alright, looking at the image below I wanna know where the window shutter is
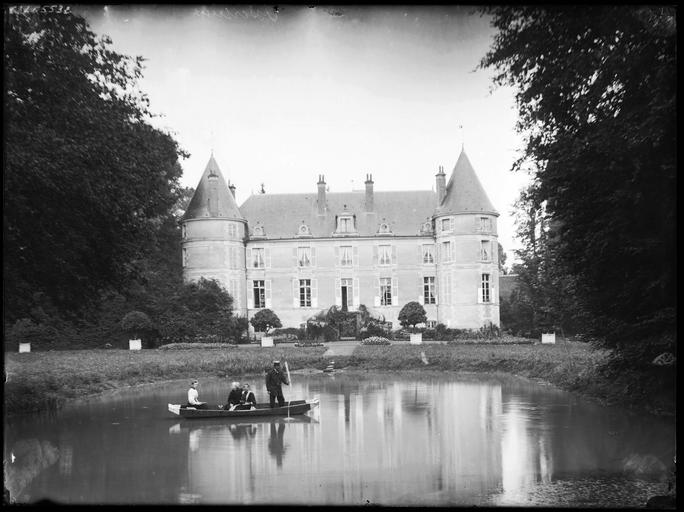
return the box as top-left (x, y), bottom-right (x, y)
top-left (334, 246), bottom-right (340, 266)
top-left (353, 278), bottom-right (360, 307)
top-left (293, 279), bottom-right (299, 308)
top-left (374, 278), bottom-right (380, 307)
top-left (335, 278), bottom-right (341, 306)
top-left (418, 293), bottom-right (424, 305)
top-left (392, 275), bottom-right (398, 306)
top-left (353, 246), bottom-right (359, 267)
top-left (265, 248), bottom-right (271, 268)
top-left (373, 245), bottom-right (378, 265)
top-left (247, 284), bottom-right (254, 309)
top-left (265, 280), bottom-right (272, 308)
top-left (491, 287), bottom-right (496, 304)
top-left (311, 279), bottom-right (318, 308)
top-left (419, 244), bottom-right (424, 264)
top-left (247, 248), bottom-right (253, 268)
top-left (311, 247), bottom-right (317, 267)
top-left (391, 245), bottom-right (397, 265)
top-left (293, 247), bottom-right (298, 267)
top-left (474, 217), bottom-right (480, 232)
top-left (477, 287), bottom-right (483, 304)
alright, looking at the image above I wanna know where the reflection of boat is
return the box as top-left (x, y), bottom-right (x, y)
top-left (168, 414), bottom-right (316, 434)
top-left (168, 398), bottom-right (319, 418)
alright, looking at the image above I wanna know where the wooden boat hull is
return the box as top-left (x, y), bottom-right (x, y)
top-left (168, 398), bottom-right (319, 419)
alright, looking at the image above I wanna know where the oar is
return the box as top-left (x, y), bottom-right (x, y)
top-left (284, 361), bottom-right (294, 421)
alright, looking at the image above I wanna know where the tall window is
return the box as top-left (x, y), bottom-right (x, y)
top-left (422, 244), bottom-right (434, 264)
top-left (442, 274), bottom-right (452, 304)
top-left (337, 216), bottom-right (354, 233)
top-left (480, 240), bottom-right (491, 261)
top-left (424, 277), bottom-right (436, 304)
top-left (253, 280), bottom-right (265, 308)
top-left (441, 241), bottom-right (452, 262)
top-left (182, 248), bottom-right (187, 267)
top-left (299, 279), bottom-right (311, 307)
top-left (380, 277), bottom-right (392, 306)
top-left (252, 248), bottom-right (265, 268)
top-left (379, 245), bottom-right (392, 265)
top-left (481, 274), bottom-right (490, 303)
top-left (441, 218), bottom-right (452, 232)
top-left (480, 217), bottom-right (491, 232)
top-left (341, 278), bottom-right (353, 309)
top-left (340, 246), bottom-right (353, 266)
top-left (228, 223), bottom-right (237, 238)
top-left (297, 247), bottom-right (311, 267)
top-left (181, 224), bottom-right (187, 239)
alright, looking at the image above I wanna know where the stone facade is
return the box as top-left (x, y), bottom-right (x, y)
top-left (182, 150), bottom-right (500, 331)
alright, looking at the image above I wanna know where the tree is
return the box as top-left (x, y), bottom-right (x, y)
top-left (497, 242), bottom-right (508, 274)
top-left (250, 309), bottom-right (282, 333)
top-left (4, 8), bottom-right (186, 321)
top-left (480, 7), bottom-right (675, 356)
top-left (398, 301), bottom-right (427, 330)
top-left (120, 311), bottom-right (154, 340)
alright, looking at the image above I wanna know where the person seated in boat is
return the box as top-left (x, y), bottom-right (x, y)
top-left (225, 381), bottom-right (243, 410)
top-left (233, 383), bottom-right (257, 410)
top-left (265, 360), bottom-right (289, 408)
top-left (186, 379), bottom-right (208, 409)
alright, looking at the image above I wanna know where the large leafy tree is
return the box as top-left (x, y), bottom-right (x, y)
top-left (4, 8), bottom-right (186, 321)
top-left (480, 7), bottom-right (676, 356)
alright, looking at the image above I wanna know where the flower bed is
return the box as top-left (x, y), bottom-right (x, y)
top-left (360, 336), bottom-right (391, 346)
top-left (158, 342), bottom-right (239, 350)
top-left (294, 342), bottom-right (324, 347)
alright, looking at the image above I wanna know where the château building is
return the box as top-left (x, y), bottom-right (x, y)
top-left (181, 148), bottom-right (500, 332)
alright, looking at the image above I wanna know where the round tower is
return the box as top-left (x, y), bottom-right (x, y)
top-left (181, 154), bottom-right (247, 317)
top-left (433, 149), bottom-right (499, 329)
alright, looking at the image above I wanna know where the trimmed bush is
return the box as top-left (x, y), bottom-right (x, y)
top-left (361, 336), bottom-right (391, 346)
top-left (250, 309), bottom-right (282, 333)
top-left (398, 301), bottom-right (427, 330)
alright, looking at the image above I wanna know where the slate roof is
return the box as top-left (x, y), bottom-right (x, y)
top-left (436, 149), bottom-right (498, 216)
top-left (239, 190), bottom-right (437, 239)
top-left (183, 155), bottom-right (244, 221)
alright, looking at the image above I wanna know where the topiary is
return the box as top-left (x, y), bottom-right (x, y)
top-left (120, 311), bottom-right (154, 340)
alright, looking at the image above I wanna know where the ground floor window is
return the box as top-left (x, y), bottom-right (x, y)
top-left (253, 280), bottom-right (265, 308)
top-left (423, 276), bottom-right (436, 304)
top-left (299, 279), bottom-right (311, 307)
top-left (481, 273), bottom-right (490, 303)
top-left (380, 277), bottom-right (392, 306)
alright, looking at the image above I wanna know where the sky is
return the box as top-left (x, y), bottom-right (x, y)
top-left (76, 5), bottom-right (530, 264)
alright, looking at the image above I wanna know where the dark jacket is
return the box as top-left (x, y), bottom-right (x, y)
top-left (242, 390), bottom-right (256, 405)
top-left (227, 388), bottom-right (243, 405)
top-left (265, 368), bottom-right (289, 393)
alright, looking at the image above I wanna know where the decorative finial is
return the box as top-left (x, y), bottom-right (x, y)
top-left (459, 124), bottom-right (464, 150)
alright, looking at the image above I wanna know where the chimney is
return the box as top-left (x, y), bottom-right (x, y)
top-left (364, 173), bottom-right (374, 212)
top-left (207, 170), bottom-right (219, 216)
top-left (435, 165), bottom-right (446, 205)
top-left (317, 174), bottom-right (326, 215)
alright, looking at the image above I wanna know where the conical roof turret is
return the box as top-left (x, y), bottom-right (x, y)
top-left (435, 148), bottom-right (497, 215)
top-left (183, 154), bottom-right (244, 220)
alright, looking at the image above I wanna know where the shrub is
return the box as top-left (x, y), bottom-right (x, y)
top-left (360, 322), bottom-right (391, 340)
top-left (6, 318), bottom-right (57, 350)
top-left (361, 336), bottom-right (391, 346)
top-left (398, 301), bottom-right (427, 330)
top-left (120, 311), bottom-right (154, 339)
top-left (250, 309), bottom-right (282, 333)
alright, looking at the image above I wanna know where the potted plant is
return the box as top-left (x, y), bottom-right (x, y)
top-left (249, 309), bottom-right (282, 347)
top-left (120, 311), bottom-right (154, 350)
top-left (398, 301), bottom-right (427, 344)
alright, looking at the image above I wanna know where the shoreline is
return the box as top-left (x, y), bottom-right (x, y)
top-left (4, 343), bottom-right (675, 417)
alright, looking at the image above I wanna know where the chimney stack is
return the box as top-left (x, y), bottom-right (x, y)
top-left (364, 173), bottom-right (374, 212)
top-left (317, 174), bottom-right (326, 215)
top-left (435, 165), bottom-right (446, 205)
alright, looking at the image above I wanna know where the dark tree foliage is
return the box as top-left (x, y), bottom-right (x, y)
top-left (480, 7), bottom-right (676, 355)
top-left (4, 8), bottom-right (186, 320)
top-left (250, 309), bottom-right (282, 333)
top-left (398, 301), bottom-right (427, 329)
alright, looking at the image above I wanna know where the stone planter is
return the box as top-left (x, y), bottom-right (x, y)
top-left (541, 333), bottom-right (556, 344)
top-left (261, 336), bottom-right (274, 347)
top-left (19, 342), bottom-right (31, 353)
top-left (409, 333), bottom-right (423, 345)
top-left (129, 339), bottom-right (142, 351)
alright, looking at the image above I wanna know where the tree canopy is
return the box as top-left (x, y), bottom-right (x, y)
top-left (4, 8), bottom-right (186, 321)
top-left (398, 301), bottom-right (427, 329)
top-left (480, 7), bottom-right (676, 354)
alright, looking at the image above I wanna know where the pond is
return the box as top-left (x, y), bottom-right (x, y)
top-left (3, 371), bottom-right (675, 506)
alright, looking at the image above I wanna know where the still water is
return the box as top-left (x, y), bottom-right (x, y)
top-left (4, 371), bottom-right (675, 506)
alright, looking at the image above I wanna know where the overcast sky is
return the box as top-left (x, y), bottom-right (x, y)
top-left (76, 5), bottom-right (530, 263)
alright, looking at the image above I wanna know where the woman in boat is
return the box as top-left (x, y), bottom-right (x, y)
top-left (187, 379), bottom-right (208, 409)
top-left (225, 381), bottom-right (243, 410)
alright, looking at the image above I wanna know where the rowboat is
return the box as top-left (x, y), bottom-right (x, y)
top-left (168, 398), bottom-right (319, 418)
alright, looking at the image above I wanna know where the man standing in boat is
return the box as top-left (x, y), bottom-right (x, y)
top-left (265, 360), bottom-right (289, 408)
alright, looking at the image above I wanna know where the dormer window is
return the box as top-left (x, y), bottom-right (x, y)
top-left (335, 210), bottom-right (356, 235)
top-left (377, 222), bottom-right (392, 235)
top-left (296, 222), bottom-right (312, 237)
top-left (252, 223), bottom-right (266, 238)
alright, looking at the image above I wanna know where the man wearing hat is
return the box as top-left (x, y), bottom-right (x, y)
top-left (265, 360), bottom-right (289, 408)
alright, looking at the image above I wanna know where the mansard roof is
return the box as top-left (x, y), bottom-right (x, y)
top-left (436, 149), bottom-right (498, 216)
top-left (239, 190), bottom-right (436, 239)
top-left (183, 155), bottom-right (244, 221)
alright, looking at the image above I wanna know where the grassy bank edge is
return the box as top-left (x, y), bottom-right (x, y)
top-left (4, 343), bottom-right (675, 417)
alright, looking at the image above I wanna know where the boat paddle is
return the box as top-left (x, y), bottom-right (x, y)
top-left (284, 361), bottom-right (294, 421)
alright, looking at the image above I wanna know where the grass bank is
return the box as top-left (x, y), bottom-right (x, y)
top-left (5, 341), bottom-right (674, 416)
